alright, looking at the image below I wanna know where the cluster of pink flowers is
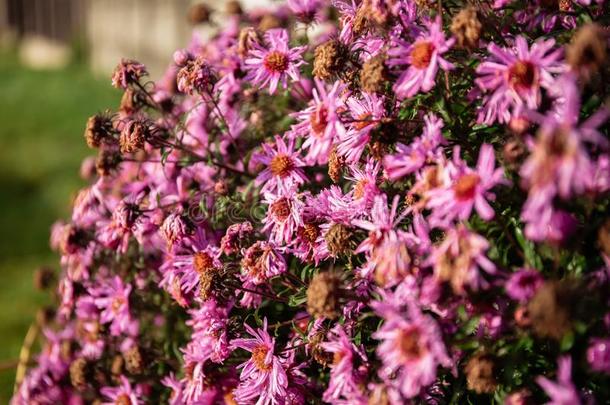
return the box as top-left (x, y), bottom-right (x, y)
top-left (15, 0), bottom-right (610, 404)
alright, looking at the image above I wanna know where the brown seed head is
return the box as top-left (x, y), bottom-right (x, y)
top-left (360, 54), bottom-right (388, 93)
top-left (325, 223), bottom-right (353, 256)
top-left (313, 40), bottom-right (349, 81)
top-left (124, 346), bottom-right (143, 375)
top-left (451, 7), bottom-right (482, 50)
top-left (567, 23), bottom-right (608, 80)
top-left (328, 146), bottom-right (345, 183)
top-left (33, 266), bottom-right (56, 291)
top-left (307, 271), bottom-right (342, 319)
top-left (465, 352), bottom-right (498, 394)
top-left (188, 3), bottom-right (212, 25)
top-left (69, 358), bottom-right (89, 390)
top-left (84, 113), bottom-right (114, 148)
top-left (527, 280), bottom-right (575, 340)
top-left (120, 120), bottom-right (148, 154)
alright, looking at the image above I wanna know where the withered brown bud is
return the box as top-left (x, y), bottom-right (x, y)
top-left (111, 355), bottom-right (124, 376)
top-left (567, 23), bottom-right (608, 80)
top-left (528, 280), bottom-right (576, 340)
top-left (238, 27), bottom-right (262, 58)
top-left (360, 54), bottom-right (388, 93)
top-left (96, 147), bottom-right (122, 177)
top-left (214, 180), bottom-right (229, 195)
top-left (258, 14), bottom-right (282, 32)
top-left (598, 219), bottom-right (610, 257)
top-left (309, 332), bottom-right (333, 366)
top-left (503, 138), bottom-right (526, 167)
top-left (451, 7), bottom-right (482, 50)
top-left (69, 358), bottom-right (89, 390)
top-left (307, 272), bottom-right (342, 319)
top-left (226, 0), bottom-right (242, 15)
top-left (84, 113), bottom-right (114, 148)
top-left (124, 346), bottom-right (143, 375)
top-left (36, 307), bottom-right (56, 326)
top-left (188, 3), bottom-right (212, 25)
top-left (119, 87), bottom-right (144, 115)
top-left (325, 223), bottom-right (353, 256)
top-left (465, 352), bottom-right (498, 394)
top-left (119, 120), bottom-right (149, 154)
top-left (33, 266), bottom-right (56, 291)
top-left (328, 146), bottom-right (345, 183)
top-left (313, 40), bottom-right (349, 81)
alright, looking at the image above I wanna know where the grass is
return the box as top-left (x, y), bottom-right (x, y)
top-left (0, 51), bottom-right (119, 402)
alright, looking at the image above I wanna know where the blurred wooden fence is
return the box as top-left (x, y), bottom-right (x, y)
top-left (4, 0), bottom-right (87, 43)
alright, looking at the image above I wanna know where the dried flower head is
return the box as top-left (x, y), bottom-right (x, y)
top-left (360, 54), bottom-right (388, 93)
top-left (111, 59), bottom-right (148, 90)
top-left (188, 3), bottom-right (212, 25)
top-left (119, 119), bottom-right (149, 153)
top-left (328, 146), bottom-right (345, 183)
top-left (124, 346), bottom-right (143, 375)
top-left (96, 147), bottom-right (122, 176)
top-left (325, 223), bottom-right (353, 256)
top-left (566, 23), bottom-right (608, 80)
top-left (527, 280), bottom-right (575, 340)
top-left (84, 113), bottom-right (114, 148)
top-left (451, 7), bottom-right (482, 50)
top-left (465, 352), bottom-right (498, 394)
top-left (177, 56), bottom-right (217, 95)
top-left (238, 27), bottom-right (262, 58)
top-left (598, 219), bottom-right (610, 257)
top-left (307, 271), bottom-right (342, 319)
top-left (313, 40), bottom-right (349, 81)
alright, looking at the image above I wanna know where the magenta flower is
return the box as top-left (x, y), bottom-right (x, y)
top-left (372, 301), bottom-right (452, 399)
top-left (92, 276), bottom-right (136, 337)
top-left (505, 268), bottom-right (544, 302)
top-left (384, 113), bottom-right (446, 180)
top-left (536, 356), bottom-right (582, 405)
top-left (160, 228), bottom-right (221, 306)
top-left (290, 79), bottom-right (346, 165)
top-left (262, 185), bottom-right (305, 246)
top-left (426, 144), bottom-right (506, 227)
top-left (231, 318), bottom-right (289, 405)
top-left (388, 16), bottom-right (455, 99)
top-left (475, 36), bottom-right (563, 125)
top-left (240, 241), bottom-right (287, 286)
top-left (337, 92), bottom-right (386, 163)
top-left (244, 28), bottom-right (307, 94)
top-left (587, 338), bottom-right (610, 374)
top-left (320, 324), bottom-right (368, 403)
top-left (428, 224), bottom-right (496, 294)
top-left (346, 158), bottom-right (382, 213)
top-left (101, 375), bottom-right (143, 405)
top-left (254, 135), bottom-right (307, 193)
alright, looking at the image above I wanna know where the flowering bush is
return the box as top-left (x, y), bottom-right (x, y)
top-left (14, 0), bottom-right (610, 404)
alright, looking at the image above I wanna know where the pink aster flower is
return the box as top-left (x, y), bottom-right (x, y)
top-left (536, 356), bottom-right (582, 405)
top-left (505, 268), bottom-right (544, 303)
top-left (160, 228), bottom-right (221, 305)
top-left (320, 324), bottom-right (368, 403)
top-left (388, 16), bottom-right (455, 99)
top-left (428, 224), bottom-right (496, 294)
top-left (353, 195), bottom-right (422, 287)
top-left (290, 79), bottom-right (346, 165)
top-left (244, 28), bottom-right (307, 94)
top-left (101, 375), bottom-right (143, 405)
top-left (262, 185), bottom-right (305, 246)
top-left (384, 113), bottom-right (446, 180)
top-left (221, 221), bottom-right (254, 255)
top-left (372, 300), bottom-right (452, 399)
top-left (92, 276), bottom-right (137, 337)
top-left (231, 318), bottom-right (289, 405)
top-left (240, 241), bottom-right (287, 286)
top-left (587, 338), bottom-right (610, 374)
top-left (346, 158), bottom-right (382, 213)
top-left (475, 36), bottom-right (563, 125)
top-left (185, 299), bottom-right (232, 364)
top-left (253, 135), bottom-right (307, 193)
top-left (426, 144), bottom-right (506, 227)
top-left (336, 92), bottom-right (386, 163)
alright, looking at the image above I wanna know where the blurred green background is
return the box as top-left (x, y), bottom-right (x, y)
top-left (0, 51), bottom-right (118, 402)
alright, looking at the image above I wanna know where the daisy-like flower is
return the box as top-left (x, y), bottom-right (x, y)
top-left (346, 158), bottom-right (382, 213)
top-left (244, 28), bottom-right (307, 94)
top-left (240, 241), bottom-right (287, 286)
top-left (536, 356), bottom-right (582, 405)
top-left (388, 16), bottom-right (455, 99)
top-left (426, 144), bottom-right (506, 227)
top-left (372, 300), bottom-right (452, 399)
top-left (160, 228), bottom-right (222, 305)
top-left (231, 318), bottom-right (289, 405)
top-left (353, 195), bottom-right (420, 287)
top-left (100, 375), bottom-right (143, 405)
top-left (290, 79), bottom-right (346, 165)
top-left (384, 113), bottom-right (446, 180)
top-left (92, 276), bottom-right (137, 337)
top-left (320, 324), bottom-right (368, 403)
top-left (475, 36), bottom-right (563, 125)
top-left (505, 268), bottom-right (544, 303)
top-left (337, 92), bottom-right (386, 163)
top-left (262, 185), bottom-right (305, 246)
top-left (428, 224), bottom-right (496, 294)
top-left (253, 135), bottom-right (307, 193)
